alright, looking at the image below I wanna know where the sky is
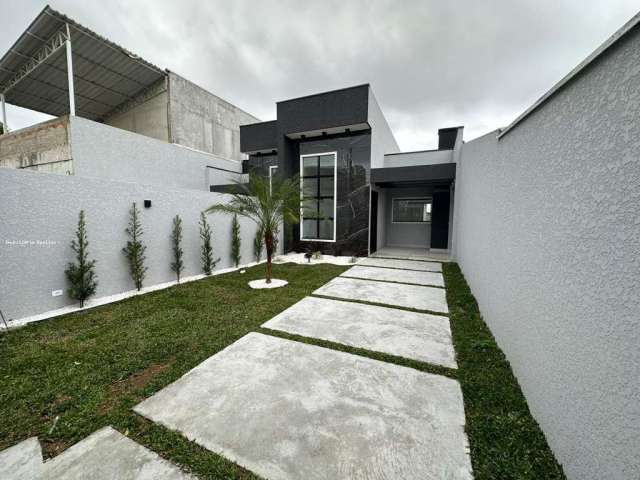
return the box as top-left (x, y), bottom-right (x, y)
top-left (0, 0), bottom-right (638, 150)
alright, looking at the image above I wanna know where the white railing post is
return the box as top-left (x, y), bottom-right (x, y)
top-left (0, 93), bottom-right (7, 133)
top-left (65, 24), bottom-right (75, 116)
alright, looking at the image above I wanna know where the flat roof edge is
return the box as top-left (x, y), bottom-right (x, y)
top-left (498, 10), bottom-right (640, 139)
top-left (276, 83), bottom-right (370, 104)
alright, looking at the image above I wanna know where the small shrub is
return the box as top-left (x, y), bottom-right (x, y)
top-left (170, 215), bottom-right (184, 283)
top-left (231, 214), bottom-right (241, 267)
top-left (199, 212), bottom-right (219, 275)
top-left (122, 202), bottom-right (147, 291)
top-left (254, 226), bottom-right (264, 262)
top-left (65, 210), bottom-right (98, 307)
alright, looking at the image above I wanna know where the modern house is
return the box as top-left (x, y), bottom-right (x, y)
top-left (1, 5), bottom-right (638, 480)
top-left (229, 85), bottom-right (461, 256)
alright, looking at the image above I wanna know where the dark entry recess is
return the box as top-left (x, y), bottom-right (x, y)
top-left (430, 190), bottom-right (450, 249)
top-left (370, 190), bottom-right (378, 254)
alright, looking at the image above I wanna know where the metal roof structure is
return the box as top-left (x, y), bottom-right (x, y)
top-left (0, 5), bottom-right (165, 123)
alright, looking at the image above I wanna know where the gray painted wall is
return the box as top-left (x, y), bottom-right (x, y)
top-left (368, 88), bottom-right (400, 168)
top-left (71, 116), bottom-right (243, 191)
top-left (383, 187), bottom-right (431, 248)
top-left (453, 25), bottom-right (640, 480)
top-left (168, 71), bottom-right (259, 161)
top-left (0, 168), bottom-right (262, 320)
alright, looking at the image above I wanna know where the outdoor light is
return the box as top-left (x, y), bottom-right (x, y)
top-left (144, 200), bottom-right (152, 208)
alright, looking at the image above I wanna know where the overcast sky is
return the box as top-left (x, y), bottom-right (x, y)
top-left (1, 1), bottom-right (638, 150)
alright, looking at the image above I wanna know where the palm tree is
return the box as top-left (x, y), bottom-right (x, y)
top-left (206, 171), bottom-right (300, 283)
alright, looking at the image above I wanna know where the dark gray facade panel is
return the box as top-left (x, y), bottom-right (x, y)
top-left (293, 132), bottom-right (372, 256)
top-left (438, 128), bottom-right (459, 150)
top-left (240, 120), bottom-right (278, 153)
top-left (277, 85), bottom-right (369, 135)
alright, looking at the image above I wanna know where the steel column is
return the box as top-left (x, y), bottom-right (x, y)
top-left (65, 24), bottom-right (75, 116)
top-left (0, 94), bottom-right (7, 133)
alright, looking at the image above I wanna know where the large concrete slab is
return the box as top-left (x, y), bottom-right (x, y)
top-left (134, 333), bottom-right (472, 480)
top-left (262, 296), bottom-right (457, 368)
top-left (342, 265), bottom-right (445, 287)
top-left (0, 437), bottom-right (43, 480)
top-left (0, 427), bottom-right (193, 480)
top-left (358, 256), bottom-right (443, 272)
top-left (314, 277), bottom-right (449, 314)
top-left (40, 427), bottom-right (194, 479)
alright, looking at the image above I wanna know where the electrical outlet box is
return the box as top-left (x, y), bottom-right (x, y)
top-left (52, 289), bottom-right (63, 297)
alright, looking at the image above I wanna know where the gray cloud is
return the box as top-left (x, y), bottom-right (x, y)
top-left (1, 0), bottom-right (638, 149)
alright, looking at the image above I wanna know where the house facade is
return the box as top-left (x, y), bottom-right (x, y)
top-left (233, 84), bottom-right (461, 257)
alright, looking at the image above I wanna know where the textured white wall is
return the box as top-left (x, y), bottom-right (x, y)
top-left (71, 116), bottom-right (243, 191)
top-left (453, 27), bottom-right (640, 480)
top-left (0, 168), bottom-right (261, 320)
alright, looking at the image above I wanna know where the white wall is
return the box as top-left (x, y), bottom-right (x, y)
top-left (0, 168), bottom-right (262, 321)
top-left (382, 149), bottom-right (452, 168)
top-left (453, 25), bottom-right (640, 480)
top-left (368, 88), bottom-right (400, 168)
top-left (71, 116), bottom-right (243, 191)
top-left (383, 187), bottom-right (431, 248)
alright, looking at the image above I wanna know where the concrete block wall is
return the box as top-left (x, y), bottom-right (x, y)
top-left (0, 117), bottom-right (72, 174)
top-left (452, 23), bottom-right (640, 480)
top-left (168, 71), bottom-right (259, 161)
top-left (0, 167), bottom-right (263, 321)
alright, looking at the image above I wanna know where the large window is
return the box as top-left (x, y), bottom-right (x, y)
top-left (300, 152), bottom-right (336, 241)
top-left (392, 197), bottom-right (432, 223)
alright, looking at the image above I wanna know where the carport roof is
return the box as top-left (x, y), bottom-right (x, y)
top-left (0, 5), bottom-right (165, 121)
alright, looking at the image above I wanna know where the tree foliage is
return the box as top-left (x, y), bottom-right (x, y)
top-left (253, 225), bottom-right (264, 262)
top-left (207, 172), bottom-right (300, 283)
top-left (65, 210), bottom-right (98, 307)
top-left (170, 215), bottom-right (184, 282)
top-left (122, 202), bottom-right (147, 291)
top-left (231, 214), bottom-right (241, 268)
top-left (199, 211), bottom-right (219, 275)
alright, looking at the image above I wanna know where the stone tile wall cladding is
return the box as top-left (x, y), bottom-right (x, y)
top-left (294, 132), bottom-right (372, 257)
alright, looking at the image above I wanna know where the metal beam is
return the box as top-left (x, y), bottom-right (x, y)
top-left (0, 28), bottom-right (68, 95)
top-left (65, 24), bottom-right (75, 116)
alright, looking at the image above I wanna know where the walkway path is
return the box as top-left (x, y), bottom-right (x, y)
top-left (135, 256), bottom-right (473, 479)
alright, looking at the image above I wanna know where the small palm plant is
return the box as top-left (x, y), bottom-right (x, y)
top-left (206, 172), bottom-right (300, 284)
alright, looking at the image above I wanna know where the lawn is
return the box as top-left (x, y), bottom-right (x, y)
top-left (0, 261), bottom-right (565, 479)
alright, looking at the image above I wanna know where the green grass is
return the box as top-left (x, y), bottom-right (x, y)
top-left (0, 261), bottom-right (565, 479)
top-left (0, 263), bottom-right (347, 479)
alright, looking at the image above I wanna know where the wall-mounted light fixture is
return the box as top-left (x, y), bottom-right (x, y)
top-left (144, 200), bottom-right (152, 208)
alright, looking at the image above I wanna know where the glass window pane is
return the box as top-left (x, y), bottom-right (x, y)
top-left (302, 177), bottom-right (318, 198)
top-left (302, 219), bottom-right (318, 239)
top-left (301, 199), bottom-right (318, 218)
top-left (319, 198), bottom-right (334, 218)
top-left (393, 198), bottom-right (432, 223)
top-left (319, 177), bottom-right (334, 196)
top-left (319, 155), bottom-right (335, 176)
top-left (302, 157), bottom-right (318, 176)
top-left (318, 218), bottom-right (334, 240)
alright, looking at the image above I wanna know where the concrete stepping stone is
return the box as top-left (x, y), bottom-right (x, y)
top-left (314, 277), bottom-right (449, 314)
top-left (342, 265), bottom-right (444, 287)
top-left (358, 257), bottom-right (442, 272)
top-left (0, 437), bottom-right (43, 480)
top-left (134, 333), bottom-right (472, 480)
top-left (0, 427), bottom-right (193, 480)
top-left (262, 296), bottom-right (457, 368)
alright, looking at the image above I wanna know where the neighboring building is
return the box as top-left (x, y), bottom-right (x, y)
top-left (0, 6), bottom-right (257, 176)
top-left (230, 84), bottom-right (461, 256)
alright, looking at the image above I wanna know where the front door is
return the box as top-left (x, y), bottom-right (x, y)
top-left (430, 189), bottom-right (450, 249)
top-left (370, 190), bottom-right (378, 254)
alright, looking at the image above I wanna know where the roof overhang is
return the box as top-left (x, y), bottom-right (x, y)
top-left (371, 163), bottom-right (456, 187)
top-left (0, 5), bottom-right (166, 121)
